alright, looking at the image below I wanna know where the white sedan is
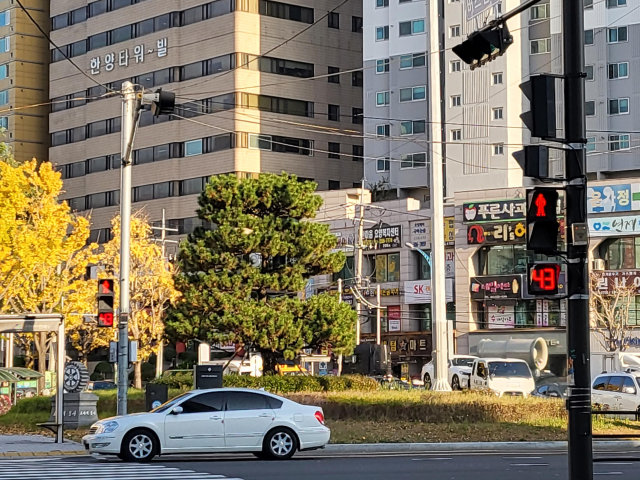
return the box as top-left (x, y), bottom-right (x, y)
top-left (421, 355), bottom-right (476, 390)
top-left (82, 388), bottom-right (330, 462)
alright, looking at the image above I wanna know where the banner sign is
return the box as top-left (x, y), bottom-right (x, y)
top-left (593, 270), bottom-right (640, 295)
top-left (470, 275), bottom-right (523, 300)
top-left (589, 215), bottom-right (640, 236)
top-left (463, 200), bottom-right (526, 223)
top-left (467, 221), bottom-right (527, 245)
top-left (388, 305), bottom-right (401, 332)
top-left (587, 184), bottom-right (640, 213)
top-left (488, 304), bottom-right (515, 329)
top-left (364, 224), bottom-right (402, 250)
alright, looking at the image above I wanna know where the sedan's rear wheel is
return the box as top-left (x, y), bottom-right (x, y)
top-left (121, 430), bottom-right (157, 463)
top-left (423, 373), bottom-right (432, 391)
top-left (264, 428), bottom-right (297, 460)
top-left (451, 375), bottom-right (461, 391)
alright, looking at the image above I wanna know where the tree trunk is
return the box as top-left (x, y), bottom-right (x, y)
top-left (134, 361), bottom-right (142, 389)
top-left (35, 333), bottom-right (47, 392)
top-left (260, 350), bottom-right (279, 375)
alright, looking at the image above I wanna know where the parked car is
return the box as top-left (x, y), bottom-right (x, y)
top-left (87, 381), bottom-right (116, 391)
top-left (533, 383), bottom-right (569, 399)
top-left (469, 358), bottom-right (535, 397)
top-left (421, 355), bottom-right (476, 390)
top-left (592, 372), bottom-right (640, 413)
top-left (82, 388), bottom-right (329, 462)
top-left (370, 375), bottom-right (414, 390)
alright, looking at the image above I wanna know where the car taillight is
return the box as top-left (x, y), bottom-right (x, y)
top-left (314, 411), bottom-right (325, 425)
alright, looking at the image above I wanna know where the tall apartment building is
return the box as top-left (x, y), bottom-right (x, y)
top-left (0, 0), bottom-right (50, 162)
top-left (49, 0), bottom-right (364, 244)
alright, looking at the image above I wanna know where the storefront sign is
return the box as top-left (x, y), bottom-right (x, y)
top-left (388, 305), bottom-right (401, 332)
top-left (403, 280), bottom-right (454, 303)
top-left (487, 304), bottom-right (515, 329)
top-left (593, 270), bottom-right (640, 295)
top-left (470, 275), bottom-right (522, 300)
top-left (467, 221), bottom-right (526, 245)
top-left (90, 39), bottom-right (168, 75)
top-left (363, 334), bottom-right (432, 357)
top-left (463, 199), bottom-right (525, 223)
top-left (589, 215), bottom-right (640, 236)
top-left (364, 224), bottom-right (402, 250)
top-left (408, 218), bottom-right (455, 249)
top-left (444, 217), bottom-right (455, 246)
top-left (466, 0), bottom-right (501, 21)
top-left (587, 183), bottom-right (640, 213)
top-left (333, 231), bottom-right (355, 252)
top-left (348, 287), bottom-right (400, 297)
top-left (445, 251), bottom-right (455, 278)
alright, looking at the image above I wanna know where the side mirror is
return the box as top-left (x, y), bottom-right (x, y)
top-left (171, 406), bottom-right (183, 415)
top-left (623, 387), bottom-right (636, 395)
top-left (549, 392), bottom-right (559, 398)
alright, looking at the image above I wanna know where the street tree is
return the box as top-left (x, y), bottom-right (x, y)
top-left (100, 212), bottom-right (179, 388)
top-left (590, 272), bottom-right (636, 352)
top-left (166, 173), bottom-right (357, 373)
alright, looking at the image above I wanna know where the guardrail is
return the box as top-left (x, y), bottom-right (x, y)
top-left (591, 410), bottom-right (640, 439)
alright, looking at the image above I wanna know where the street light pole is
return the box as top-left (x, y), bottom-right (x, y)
top-left (405, 243), bottom-right (450, 391)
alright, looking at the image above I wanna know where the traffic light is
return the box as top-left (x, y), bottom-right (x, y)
top-left (452, 23), bottom-right (513, 70)
top-left (519, 75), bottom-right (557, 139)
top-left (150, 88), bottom-right (175, 117)
top-left (512, 145), bottom-right (549, 179)
top-left (526, 188), bottom-right (560, 253)
top-left (97, 279), bottom-right (115, 328)
top-left (528, 263), bottom-right (561, 295)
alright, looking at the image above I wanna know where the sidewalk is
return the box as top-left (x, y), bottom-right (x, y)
top-left (0, 435), bottom-right (86, 458)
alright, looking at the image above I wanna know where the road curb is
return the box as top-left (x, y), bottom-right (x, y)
top-left (0, 450), bottom-right (88, 458)
top-left (322, 440), bottom-right (640, 454)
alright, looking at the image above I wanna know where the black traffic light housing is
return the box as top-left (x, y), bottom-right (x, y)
top-left (520, 75), bottom-right (557, 139)
top-left (526, 188), bottom-right (560, 253)
top-left (97, 279), bottom-right (115, 328)
top-left (452, 23), bottom-right (513, 70)
top-left (151, 88), bottom-right (175, 117)
top-left (512, 145), bottom-right (549, 179)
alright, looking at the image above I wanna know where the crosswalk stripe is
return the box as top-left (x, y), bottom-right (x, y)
top-left (0, 458), bottom-right (241, 480)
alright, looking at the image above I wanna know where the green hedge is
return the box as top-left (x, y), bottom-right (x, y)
top-left (153, 373), bottom-right (378, 393)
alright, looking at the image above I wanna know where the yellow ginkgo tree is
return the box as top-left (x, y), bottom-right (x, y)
top-left (100, 212), bottom-right (179, 388)
top-left (0, 158), bottom-right (110, 383)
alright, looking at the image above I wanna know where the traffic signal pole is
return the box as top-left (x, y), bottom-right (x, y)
top-left (562, 0), bottom-right (593, 478)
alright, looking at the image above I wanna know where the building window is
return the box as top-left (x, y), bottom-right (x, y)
top-left (376, 0), bottom-right (390, 7)
top-left (377, 157), bottom-right (390, 172)
top-left (530, 38), bottom-right (551, 54)
top-left (328, 142), bottom-right (340, 159)
top-left (376, 124), bottom-right (390, 137)
top-left (180, 177), bottom-right (207, 196)
top-left (0, 10), bottom-right (9, 26)
top-left (606, 237), bottom-right (640, 269)
top-left (352, 145), bottom-right (363, 161)
top-left (376, 58), bottom-right (390, 73)
top-left (530, 4), bottom-right (549, 19)
top-left (493, 107), bottom-right (504, 120)
top-left (450, 25), bottom-right (461, 37)
top-left (608, 98), bottom-right (629, 115)
top-left (260, 1), bottom-right (314, 23)
top-left (0, 90), bottom-right (8, 106)
top-left (376, 91), bottom-right (390, 106)
top-left (450, 60), bottom-right (461, 72)
top-left (480, 245), bottom-right (528, 275)
top-left (586, 137), bottom-right (596, 152)
top-left (376, 26), bottom-right (390, 41)
top-left (328, 180), bottom-right (341, 190)
top-left (493, 144), bottom-right (504, 155)
top-left (609, 134), bottom-right (630, 151)
top-left (584, 0), bottom-right (594, 7)
top-left (400, 86), bottom-right (426, 102)
top-left (585, 100), bottom-right (596, 116)
top-left (492, 72), bottom-right (503, 84)
top-left (185, 139), bottom-right (203, 156)
top-left (585, 65), bottom-right (594, 80)
top-left (352, 16), bottom-right (363, 33)
top-left (352, 71), bottom-right (363, 87)
top-left (249, 134), bottom-right (272, 151)
top-left (0, 116), bottom-right (7, 129)
top-left (399, 19), bottom-right (425, 36)
top-left (0, 64), bottom-right (7, 80)
top-left (608, 62), bottom-right (629, 79)
top-left (328, 66), bottom-right (340, 84)
top-left (451, 129), bottom-right (461, 141)
top-left (400, 52), bottom-right (426, 69)
top-left (352, 107), bottom-right (363, 124)
top-left (608, 26), bottom-right (628, 43)
top-left (374, 253), bottom-right (400, 283)
top-left (585, 29), bottom-right (594, 45)
top-left (0, 36), bottom-right (9, 53)
top-left (607, 0), bottom-right (627, 8)
top-left (328, 12), bottom-right (339, 29)
top-left (400, 152), bottom-right (427, 169)
top-left (328, 104), bottom-right (340, 121)
top-left (400, 120), bottom-right (426, 136)
top-left (451, 95), bottom-right (461, 107)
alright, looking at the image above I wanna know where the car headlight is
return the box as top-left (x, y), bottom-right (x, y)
top-left (95, 420), bottom-right (119, 434)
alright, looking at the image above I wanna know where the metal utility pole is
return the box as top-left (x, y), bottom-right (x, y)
top-left (428, 0), bottom-right (450, 392)
top-left (376, 285), bottom-right (381, 345)
top-left (117, 81), bottom-right (138, 416)
top-left (563, 0), bottom-right (592, 478)
top-left (354, 180), bottom-right (366, 345)
top-left (5, 333), bottom-right (13, 367)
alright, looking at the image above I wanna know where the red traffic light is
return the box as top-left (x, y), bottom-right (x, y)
top-left (98, 312), bottom-right (114, 328)
top-left (99, 279), bottom-right (115, 295)
top-left (528, 263), bottom-right (561, 295)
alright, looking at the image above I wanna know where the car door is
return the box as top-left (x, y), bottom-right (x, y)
top-left (619, 376), bottom-right (639, 412)
top-left (224, 391), bottom-right (276, 448)
top-left (164, 391), bottom-right (225, 451)
top-left (606, 376), bottom-right (625, 410)
top-left (592, 375), bottom-right (608, 407)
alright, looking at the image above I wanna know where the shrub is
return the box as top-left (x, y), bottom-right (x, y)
top-left (154, 372), bottom-right (194, 389)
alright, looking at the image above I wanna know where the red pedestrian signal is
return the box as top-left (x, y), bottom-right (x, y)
top-left (526, 188), bottom-right (561, 253)
top-left (99, 279), bottom-right (114, 295)
top-left (528, 263), bottom-right (561, 295)
top-left (98, 312), bottom-right (114, 328)
top-left (534, 192), bottom-right (548, 217)
top-left (97, 278), bottom-right (115, 328)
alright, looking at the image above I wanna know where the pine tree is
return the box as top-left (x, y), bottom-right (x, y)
top-left (166, 173), bottom-right (357, 373)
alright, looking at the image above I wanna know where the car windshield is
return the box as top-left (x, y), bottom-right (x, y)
top-left (452, 358), bottom-right (474, 368)
top-left (488, 361), bottom-right (532, 379)
top-left (151, 392), bottom-right (192, 413)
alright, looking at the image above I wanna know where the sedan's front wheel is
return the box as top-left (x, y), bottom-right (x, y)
top-left (121, 429), bottom-right (157, 462)
top-left (264, 428), bottom-right (297, 460)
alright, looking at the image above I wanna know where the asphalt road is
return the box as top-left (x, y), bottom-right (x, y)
top-left (5, 451), bottom-right (638, 480)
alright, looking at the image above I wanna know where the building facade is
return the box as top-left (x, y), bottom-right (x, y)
top-left (0, 0), bottom-right (50, 162)
top-left (48, 0), bottom-right (364, 243)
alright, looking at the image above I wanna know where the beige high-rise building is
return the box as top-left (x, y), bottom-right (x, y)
top-left (49, 0), bottom-right (364, 245)
top-left (0, 0), bottom-right (50, 162)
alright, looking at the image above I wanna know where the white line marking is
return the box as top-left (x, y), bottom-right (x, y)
top-left (503, 456), bottom-right (543, 460)
top-left (411, 457), bottom-right (453, 461)
top-left (509, 463), bottom-right (550, 467)
top-left (594, 473), bottom-right (623, 476)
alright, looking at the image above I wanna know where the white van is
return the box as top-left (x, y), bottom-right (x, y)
top-left (592, 372), bottom-right (640, 413)
top-left (470, 358), bottom-right (535, 397)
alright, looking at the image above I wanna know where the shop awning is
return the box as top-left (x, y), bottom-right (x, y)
top-left (0, 369), bottom-right (19, 383)
top-left (0, 367), bottom-right (43, 382)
